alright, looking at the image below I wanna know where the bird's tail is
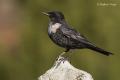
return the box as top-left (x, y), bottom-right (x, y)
top-left (83, 42), bottom-right (113, 56)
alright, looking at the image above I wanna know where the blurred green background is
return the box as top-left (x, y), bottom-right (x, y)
top-left (0, 0), bottom-right (120, 80)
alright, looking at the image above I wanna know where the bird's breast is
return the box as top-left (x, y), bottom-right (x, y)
top-left (48, 23), bottom-right (61, 34)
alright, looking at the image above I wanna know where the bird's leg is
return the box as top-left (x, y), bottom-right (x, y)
top-left (55, 49), bottom-right (68, 62)
top-left (59, 49), bottom-right (70, 57)
top-left (65, 49), bottom-right (72, 61)
top-left (58, 49), bottom-right (71, 62)
top-left (55, 49), bottom-right (70, 63)
top-left (65, 48), bottom-right (70, 52)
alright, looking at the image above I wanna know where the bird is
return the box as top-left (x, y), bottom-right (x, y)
top-left (42, 11), bottom-right (113, 56)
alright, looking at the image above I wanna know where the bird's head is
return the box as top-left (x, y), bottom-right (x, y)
top-left (42, 11), bottom-right (65, 22)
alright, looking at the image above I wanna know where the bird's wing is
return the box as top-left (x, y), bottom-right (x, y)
top-left (60, 27), bottom-right (90, 44)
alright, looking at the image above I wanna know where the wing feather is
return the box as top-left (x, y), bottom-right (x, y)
top-left (60, 26), bottom-right (94, 46)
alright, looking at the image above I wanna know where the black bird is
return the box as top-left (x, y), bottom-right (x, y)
top-left (42, 11), bottom-right (113, 56)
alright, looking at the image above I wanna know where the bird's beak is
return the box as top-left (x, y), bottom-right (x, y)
top-left (41, 12), bottom-right (49, 16)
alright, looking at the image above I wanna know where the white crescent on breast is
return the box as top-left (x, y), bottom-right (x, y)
top-left (49, 23), bottom-right (61, 33)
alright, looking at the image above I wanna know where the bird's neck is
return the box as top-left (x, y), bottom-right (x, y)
top-left (50, 19), bottom-right (66, 24)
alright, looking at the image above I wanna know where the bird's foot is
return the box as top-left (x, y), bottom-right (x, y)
top-left (55, 51), bottom-right (67, 62)
top-left (59, 51), bottom-right (71, 62)
top-left (55, 49), bottom-right (71, 63)
top-left (59, 51), bottom-right (66, 57)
